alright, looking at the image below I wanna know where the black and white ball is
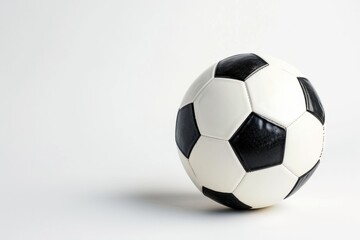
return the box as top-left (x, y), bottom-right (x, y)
top-left (175, 53), bottom-right (325, 209)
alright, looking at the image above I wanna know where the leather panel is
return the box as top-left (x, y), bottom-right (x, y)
top-left (203, 187), bottom-right (251, 210)
top-left (175, 103), bottom-right (200, 158)
top-left (215, 53), bottom-right (268, 81)
top-left (298, 77), bottom-right (325, 125)
top-left (230, 113), bottom-right (286, 171)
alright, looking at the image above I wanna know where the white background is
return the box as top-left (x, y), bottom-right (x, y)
top-left (0, 0), bottom-right (359, 239)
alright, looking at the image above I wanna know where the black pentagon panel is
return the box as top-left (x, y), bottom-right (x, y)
top-left (215, 53), bottom-right (268, 81)
top-left (175, 103), bottom-right (200, 158)
top-left (285, 160), bottom-right (320, 199)
top-left (202, 187), bottom-right (251, 210)
top-left (298, 77), bottom-right (325, 125)
top-left (229, 113), bottom-right (286, 172)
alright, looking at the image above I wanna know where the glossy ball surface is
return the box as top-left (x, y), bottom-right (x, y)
top-left (175, 53), bottom-right (325, 209)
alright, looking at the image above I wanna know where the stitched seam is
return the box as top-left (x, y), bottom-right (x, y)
top-left (193, 62), bottom-right (218, 101)
top-left (286, 111), bottom-right (307, 129)
top-left (282, 164), bottom-right (298, 178)
top-left (188, 160), bottom-right (200, 181)
top-left (319, 125), bottom-right (325, 159)
top-left (177, 147), bottom-right (201, 188)
top-left (253, 113), bottom-right (286, 129)
top-left (231, 172), bottom-right (247, 193)
top-left (180, 63), bottom-right (217, 109)
top-left (199, 134), bottom-right (228, 142)
top-left (192, 77), bottom-right (214, 106)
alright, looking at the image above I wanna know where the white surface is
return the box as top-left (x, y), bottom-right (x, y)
top-left (189, 136), bottom-right (245, 192)
top-left (0, 0), bottom-right (359, 239)
top-left (177, 149), bottom-right (201, 191)
top-left (259, 54), bottom-right (304, 77)
top-left (233, 165), bottom-right (297, 208)
top-left (194, 78), bottom-right (251, 139)
top-left (246, 65), bottom-right (306, 127)
top-left (180, 64), bottom-right (215, 109)
top-left (283, 112), bottom-right (324, 176)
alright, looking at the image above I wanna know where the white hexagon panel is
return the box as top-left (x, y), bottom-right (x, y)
top-left (233, 165), bottom-right (297, 208)
top-left (189, 136), bottom-right (246, 192)
top-left (246, 66), bottom-right (306, 127)
top-left (194, 78), bottom-right (252, 140)
top-left (283, 112), bottom-right (324, 177)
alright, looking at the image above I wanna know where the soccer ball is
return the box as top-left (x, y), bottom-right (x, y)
top-left (175, 53), bottom-right (325, 209)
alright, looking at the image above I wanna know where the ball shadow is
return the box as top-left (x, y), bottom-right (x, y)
top-left (125, 190), bottom-right (273, 215)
